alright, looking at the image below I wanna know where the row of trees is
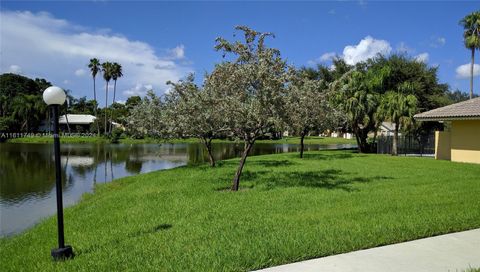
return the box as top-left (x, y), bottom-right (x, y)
top-left (0, 72), bottom-right (143, 134)
top-left (88, 59), bottom-right (123, 135)
top-left (127, 26), bottom-right (458, 191)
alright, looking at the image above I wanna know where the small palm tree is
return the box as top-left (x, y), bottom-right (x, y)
top-left (378, 85), bottom-right (417, 156)
top-left (101, 62), bottom-right (113, 135)
top-left (110, 62), bottom-right (123, 132)
top-left (460, 11), bottom-right (480, 99)
top-left (88, 58), bottom-right (101, 136)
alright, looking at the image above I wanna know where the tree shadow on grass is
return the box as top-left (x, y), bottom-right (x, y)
top-left (128, 223), bottom-right (173, 238)
top-left (248, 160), bottom-right (297, 167)
top-left (298, 152), bottom-right (364, 160)
top-left (77, 223), bottom-right (172, 256)
top-left (214, 170), bottom-right (270, 191)
top-left (255, 169), bottom-right (392, 192)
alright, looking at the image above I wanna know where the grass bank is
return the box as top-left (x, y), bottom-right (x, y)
top-left (1, 151), bottom-right (479, 271)
top-left (6, 136), bottom-right (356, 145)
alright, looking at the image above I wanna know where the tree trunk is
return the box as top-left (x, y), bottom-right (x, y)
top-left (202, 137), bottom-right (215, 167)
top-left (105, 81), bottom-right (109, 135)
top-left (470, 48), bottom-right (475, 99)
top-left (110, 79), bottom-right (117, 133)
top-left (354, 128), bottom-right (362, 152)
top-left (392, 122), bottom-right (399, 156)
top-left (354, 126), bottom-right (370, 153)
top-left (231, 141), bottom-right (254, 191)
top-left (65, 112), bottom-right (71, 134)
top-left (93, 77), bottom-right (100, 137)
top-left (300, 131), bottom-right (306, 158)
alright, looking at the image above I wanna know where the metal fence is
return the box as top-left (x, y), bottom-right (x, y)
top-left (376, 134), bottom-right (435, 156)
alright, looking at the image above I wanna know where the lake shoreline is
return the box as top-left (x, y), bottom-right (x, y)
top-left (1, 141), bottom-right (356, 236)
top-left (3, 136), bottom-right (356, 145)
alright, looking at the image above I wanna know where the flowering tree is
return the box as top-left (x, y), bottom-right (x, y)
top-left (127, 90), bottom-right (166, 139)
top-left (165, 74), bottom-right (227, 167)
top-left (285, 69), bottom-right (341, 158)
top-left (206, 26), bottom-right (289, 191)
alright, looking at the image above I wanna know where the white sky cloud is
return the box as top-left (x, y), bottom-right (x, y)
top-left (414, 53), bottom-right (429, 63)
top-left (8, 65), bottom-right (22, 74)
top-left (456, 63), bottom-right (480, 79)
top-left (168, 45), bottom-right (185, 59)
top-left (75, 68), bottom-right (86, 76)
top-left (320, 52), bottom-right (336, 62)
top-left (309, 36), bottom-right (391, 66)
top-left (396, 42), bottom-right (414, 54)
top-left (0, 10), bottom-right (192, 102)
top-left (123, 83), bottom-right (154, 97)
top-left (430, 37), bottom-right (446, 48)
top-left (343, 36), bottom-right (391, 65)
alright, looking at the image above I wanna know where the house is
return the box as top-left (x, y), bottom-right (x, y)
top-left (378, 122), bottom-right (396, 136)
top-left (414, 97), bottom-right (480, 164)
top-left (59, 114), bottom-right (96, 132)
top-left (367, 122), bottom-right (399, 138)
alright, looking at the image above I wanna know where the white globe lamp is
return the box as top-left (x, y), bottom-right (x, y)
top-left (43, 86), bottom-right (66, 105)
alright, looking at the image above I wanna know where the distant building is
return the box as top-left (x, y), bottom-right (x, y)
top-left (378, 122), bottom-right (396, 136)
top-left (414, 97), bottom-right (480, 164)
top-left (59, 114), bottom-right (96, 132)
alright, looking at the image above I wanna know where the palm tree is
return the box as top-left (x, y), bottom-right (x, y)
top-left (12, 94), bottom-right (45, 132)
top-left (460, 11), bottom-right (480, 99)
top-left (101, 62), bottom-right (113, 135)
top-left (88, 58), bottom-right (101, 135)
top-left (377, 87), bottom-right (417, 156)
top-left (110, 62), bottom-right (123, 132)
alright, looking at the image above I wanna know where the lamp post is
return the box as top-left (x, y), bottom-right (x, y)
top-left (43, 86), bottom-right (74, 261)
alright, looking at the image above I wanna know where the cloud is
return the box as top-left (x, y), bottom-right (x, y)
top-left (8, 65), bottom-right (22, 74)
top-left (414, 53), bottom-right (429, 63)
top-left (75, 68), bottom-right (86, 76)
top-left (456, 63), bottom-right (480, 79)
top-left (343, 36), bottom-right (391, 65)
top-left (168, 45), bottom-right (185, 59)
top-left (123, 83), bottom-right (154, 97)
top-left (328, 9), bottom-right (336, 15)
top-left (430, 37), bottom-right (446, 48)
top-left (0, 10), bottom-right (192, 101)
top-left (396, 42), bottom-right (414, 54)
top-left (308, 36), bottom-right (391, 66)
top-left (307, 52), bottom-right (337, 65)
top-left (320, 52), bottom-right (337, 62)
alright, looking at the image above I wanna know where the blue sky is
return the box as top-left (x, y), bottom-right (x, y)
top-left (1, 1), bottom-right (479, 103)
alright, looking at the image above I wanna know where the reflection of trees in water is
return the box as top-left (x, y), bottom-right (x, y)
top-left (186, 143), bottom-right (298, 165)
top-left (186, 143), bottom-right (243, 165)
top-left (0, 144), bottom-right (68, 202)
top-left (125, 157), bottom-right (142, 174)
top-left (2, 142), bottom-right (353, 203)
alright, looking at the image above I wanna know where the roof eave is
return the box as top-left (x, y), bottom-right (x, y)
top-left (414, 116), bottom-right (480, 121)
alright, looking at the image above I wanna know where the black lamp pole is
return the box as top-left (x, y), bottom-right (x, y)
top-left (50, 104), bottom-right (74, 261)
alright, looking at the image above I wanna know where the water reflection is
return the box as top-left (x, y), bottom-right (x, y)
top-left (0, 142), bottom-right (354, 236)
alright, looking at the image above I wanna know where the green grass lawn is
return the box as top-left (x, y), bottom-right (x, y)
top-left (6, 135), bottom-right (356, 145)
top-left (1, 151), bottom-right (479, 271)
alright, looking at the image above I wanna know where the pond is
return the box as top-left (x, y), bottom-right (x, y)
top-left (0, 141), bottom-right (355, 236)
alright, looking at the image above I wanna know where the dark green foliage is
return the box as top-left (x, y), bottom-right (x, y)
top-left (0, 73), bottom-right (50, 132)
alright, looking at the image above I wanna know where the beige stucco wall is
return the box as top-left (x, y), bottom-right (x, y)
top-left (435, 131), bottom-right (451, 161)
top-left (450, 120), bottom-right (480, 164)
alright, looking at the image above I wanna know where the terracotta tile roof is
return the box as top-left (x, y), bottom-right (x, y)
top-left (414, 97), bottom-right (480, 121)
